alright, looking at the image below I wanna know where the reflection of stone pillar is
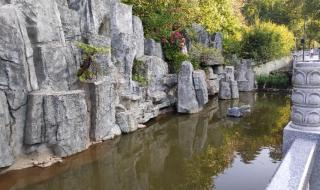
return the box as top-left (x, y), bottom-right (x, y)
top-left (291, 62), bottom-right (320, 131)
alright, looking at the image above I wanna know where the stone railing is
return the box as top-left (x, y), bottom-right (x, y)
top-left (267, 61), bottom-right (320, 190)
top-left (253, 57), bottom-right (291, 75)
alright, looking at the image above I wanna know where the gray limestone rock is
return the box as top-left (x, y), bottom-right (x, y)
top-left (163, 74), bottom-right (178, 87)
top-left (227, 105), bottom-right (250, 118)
top-left (219, 80), bottom-right (239, 100)
top-left (0, 91), bottom-right (14, 168)
top-left (116, 111), bottom-right (137, 133)
top-left (149, 91), bottom-right (167, 103)
top-left (110, 2), bottom-right (136, 91)
top-left (231, 81), bottom-right (239, 99)
top-left (33, 44), bottom-right (71, 90)
top-left (219, 81), bottom-right (232, 100)
top-left (191, 23), bottom-right (210, 47)
top-left (25, 90), bottom-right (89, 157)
top-left (0, 5), bottom-right (40, 157)
top-left (120, 92), bottom-right (142, 111)
top-left (43, 90), bottom-right (89, 157)
top-left (207, 80), bottom-right (219, 96)
top-left (227, 107), bottom-right (241, 117)
top-left (25, 93), bottom-right (45, 145)
top-left (193, 70), bottom-right (209, 106)
top-left (144, 39), bottom-right (163, 59)
top-left (133, 16), bottom-right (144, 58)
top-left (112, 33), bottom-right (136, 90)
top-left (136, 100), bottom-right (160, 123)
top-left (89, 77), bottom-right (117, 141)
top-left (225, 66), bottom-right (235, 81)
top-left (10, 0), bottom-right (80, 91)
top-left (177, 62), bottom-right (200, 113)
top-left (58, 5), bottom-right (81, 41)
top-left (219, 66), bottom-right (239, 100)
top-left (12, 0), bottom-right (65, 43)
top-left (103, 124), bottom-right (122, 140)
top-left (111, 2), bottom-right (133, 36)
top-left (210, 32), bottom-right (223, 50)
top-left (0, 0), bottom-right (200, 168)
top-left (136, 56), bottom-right (169, 94)
top-left (206, 67), bottom-right (219, 95)
top-left (235, 60), bottom-right (256, 92)
top-left (0, 5), bottom-right (38, 92)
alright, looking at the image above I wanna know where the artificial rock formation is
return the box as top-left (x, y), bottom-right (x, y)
top-left (235, 59), bottom-right (256, 92)
top-left (190, 23), bottom-right (223, 50)
top-left (0, 0), bottom-right (212, 169)
top-left (25, 90), bottom-right (89, 157)
top-left (89, 77), bottom-right (119, 141)
top-left (178, 62), bottom-right (209, 113)
top-left (219, 66), bottom-right (239, 100)
top-left (0, 91), bottom-right (14, 168)
top-left (144, 39), bottom-right (163, 59)
top-left (205, 67), bottom-right (219, 96)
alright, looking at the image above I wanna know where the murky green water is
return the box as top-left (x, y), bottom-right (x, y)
top-left (0, 93), bottom-right (291, 190)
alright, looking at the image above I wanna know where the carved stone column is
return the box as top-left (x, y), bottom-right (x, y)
top-left (291, 62), bottom-right (320, 131)
top-left (283, 60), bottom-right (320, 189)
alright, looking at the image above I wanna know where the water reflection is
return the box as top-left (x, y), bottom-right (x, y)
top-left (0, 93), bottom-right (290, 190)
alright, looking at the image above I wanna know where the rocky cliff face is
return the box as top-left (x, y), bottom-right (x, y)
top-left (0, 0), bottom-right (214, 169)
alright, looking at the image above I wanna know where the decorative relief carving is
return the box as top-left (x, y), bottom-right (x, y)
top-left (308, 93), bottom-right (320, 105)
top-left (292, 89), bottom-right (320, 106)
top-left (293, 70), bottom-right (306, 86)
top-left (308, 71), bottom-right (320, 85)
top-left (293, 65), bottom-right (320, 86)
top-left (291, 106), bottom-right (320, 127)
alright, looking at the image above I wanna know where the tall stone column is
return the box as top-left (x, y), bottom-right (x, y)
top-left (291, 62), bottom-right (320, 131)
top-left (283, 61), bottom-right (320, 189)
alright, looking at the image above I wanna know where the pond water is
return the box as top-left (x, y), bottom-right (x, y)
top-left (0, 92), bottom-right (291, 190)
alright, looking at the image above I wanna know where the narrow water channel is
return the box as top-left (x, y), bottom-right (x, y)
top-left (0, 92), bottom-right (291, 190)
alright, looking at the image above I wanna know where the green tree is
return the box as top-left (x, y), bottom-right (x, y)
top-left (241, 22), bottom-right (295, 63)
top-left (242, 0), bottom-right (320, 48)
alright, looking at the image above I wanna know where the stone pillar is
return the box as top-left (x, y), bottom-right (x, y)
top-left (283, 61), bottom-right (320, 189)
top-left (291, 62), bottom-right (320, 131)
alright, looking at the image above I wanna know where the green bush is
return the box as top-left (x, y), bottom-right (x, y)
top-left (241, 22), bottom-right (295, 63)
top-left (163, 46), bottom-right (189, 73)
top-left (122, 0), bottom-right (244, 41)
top-left (122, 0), bottom-right (197, 41)
top-left (162, 30), bottom-right (189, 73)
top-left (257, 73), bottom-right (290, 89)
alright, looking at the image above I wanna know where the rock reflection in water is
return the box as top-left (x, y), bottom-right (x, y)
top-left (0, 93), bottom-right (290, 190)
